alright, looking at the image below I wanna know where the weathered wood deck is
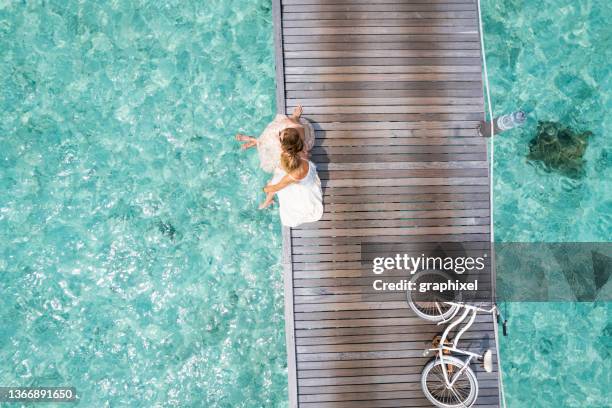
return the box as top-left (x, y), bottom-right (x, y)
top-left (273, 0), bottom-right (500, 406)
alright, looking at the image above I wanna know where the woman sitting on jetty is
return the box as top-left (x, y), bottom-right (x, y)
top-left (235, 105), bottom-right (314, 173)
top-left (259, 130), bottom-right (323, 227)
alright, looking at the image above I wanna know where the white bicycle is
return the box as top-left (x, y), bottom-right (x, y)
top-left (407, 272), bottom-right (495, 408)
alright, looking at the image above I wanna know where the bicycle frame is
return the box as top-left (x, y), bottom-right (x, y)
top-left (426, 303), bottom-right (496, 388)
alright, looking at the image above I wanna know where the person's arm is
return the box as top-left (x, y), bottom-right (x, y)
top-left (264, 174), bottom-right (295, 194)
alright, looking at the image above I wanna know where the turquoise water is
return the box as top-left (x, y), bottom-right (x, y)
top-left (0, 1), bottom-right (288, 406)
top-left (482, 0), bottom-right (611, 407)
top-left (0, 0), bottom-right (610, 408)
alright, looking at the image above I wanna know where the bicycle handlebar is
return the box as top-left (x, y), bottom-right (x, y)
top-left (436, 303), bottom-right (498, 349)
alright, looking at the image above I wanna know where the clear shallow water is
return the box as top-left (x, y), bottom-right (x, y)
top-left (482, 0), bottom-right (611, 406)
top-left (1, 0), bottom-right (610, 407)
top-left (0, 1), bottom-right (287, 406)
top-left (483, 0), bottom-right (611, 242)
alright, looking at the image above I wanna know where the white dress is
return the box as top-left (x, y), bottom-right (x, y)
top-left (257, 114), bottom-right (315, 173)
top-left (271, 161), bottom-right (324, 227)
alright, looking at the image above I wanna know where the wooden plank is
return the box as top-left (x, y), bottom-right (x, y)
top-left (322, 198), bottom-right (488, 209)
top-left (313, 122), bottom-right (480, 131)
top-left (297, 238), bottom-right (490, 250)
top-left (283, 19), bottom-right (478, 29)
top-left (293, 262), bottom-right (491, 276)
top-left (294, 274), bottom-right (490, 290)
top-left (319, 163), bottom-right (489, 172)
top-left (300, 373), bottom-right (423, 387)
top-left (284, 34), bottom-right (479, 44)
top-left (300, 364), bottom-right (425, 378)
top-left (300, 375), bottom-right (499, 390)
top-left (286, 73), bottom-right (481, 82)
top-left (292, 290), bottom-right (490, 305)
top-left (284, 4), bottom-right (476, 13)
top-left (293, 275), bottom-right (490, 289)
top-left (298, 368), bottom-right (498, 386)
top-left (315, 128), bottom-right (479, 137)
top-left (320, 209), bottom-right (488, 222)
top-left (295, 292), bottom-right (406, 305)
top-left (320, 177), bottom-right (488, 188)
top-left (299, 216), bottom-right (490, 230)
top-left (287, 79), bottom-right (481, 90)
top-left (312, 215), bottom-right (490, 227)
top-left (321, 184), bottom-right (488, 195)
top-left (295, 309), bottom-right (493, 323)
top-left (291, 91), bottom-right (482, 101)
top-left (316, 139), bottom-right (485, 148)
top-left (292, 233), bottom-right (490, 248)
top-left (298, 358), bottom-right (500, 374)
top-left (297, 348), bottom-right (425, 362)
top-left (323, 195), bottom-right (489, 206)
top-left (311, 152), bottom-right (486, 162)
top-left (283, 0), bottom-right (474, 5)
top-left (295, 325), bottom-right (494, 346)
top-left (289, 95), bottom-right (482, 105)
top-left (293, 269), bottom-right (492, 282)
top-left (285, 41), bottom-right (480, 50)
top-left (301, 399), bottom-right (500, 408)
top-left (299, 388), bottom-right (499, 408)
top-left (296, 105), bottom-right (482, 115)
top-left (284, 11), bottom-right (478, 21)
top-left (286, 58), bottom-right (481, 70)
top-left (284, 48), bottom-right (481, 57)
top-left (291, 225), bottom-right (489, 238)
top-left (296, 309), bottom-right (424, 321)
top-left (293, 270), bottom-right (491, 283)
top-left (292, 258), bottom-right (489, 272)
top-left (305, 112), bottom-right (482, 121)
top-left (296, 320), bottom-right (495, 338)
top-left (315, 153), bottom-right (484, 163)
top-left (299, 387), bottom-right (500, 403)
top-left (286, 67), bottom-right (482, 76)
top-left (310, 207), bottom-right (489, 221)
top-left (300, 398), bottom-right (499, 408)
top-left (293, 239), bottom-right (489, 255)
top-left (315, 145), bottom-right (486, 156)
top-left (298, 380), bottom-right (500, 395)
top-left (294, 301), bottom-right (408, 313)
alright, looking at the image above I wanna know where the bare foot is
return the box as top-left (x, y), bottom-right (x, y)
top-left (235, 133), bottom-right (255, 142)
top-left (291, 104), bottom-right (303, 119)
top-left (259, 196), bottom-right (274, 209)
top-left (240, 140), bottom-right (257, 150)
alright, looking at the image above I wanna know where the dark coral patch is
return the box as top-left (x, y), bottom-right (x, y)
top-left (527, 121), bottom-right (592, 178)
top-left (157, 221), bottom-right (177, 240)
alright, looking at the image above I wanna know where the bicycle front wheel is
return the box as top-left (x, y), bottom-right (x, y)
top-left (406, 270), bottom-right (458, 322)
top-left (421, 356), bottom-right (479, 408)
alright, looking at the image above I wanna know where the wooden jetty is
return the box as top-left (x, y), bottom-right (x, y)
top-left (272, 0), bottom-right (501, 406)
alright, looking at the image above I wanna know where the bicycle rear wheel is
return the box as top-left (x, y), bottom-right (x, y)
top-left (421, 356), bottom-right (478, 408)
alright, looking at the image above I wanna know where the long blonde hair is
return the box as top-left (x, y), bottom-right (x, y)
top-left (280, 128), bottom-right (303, 172)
